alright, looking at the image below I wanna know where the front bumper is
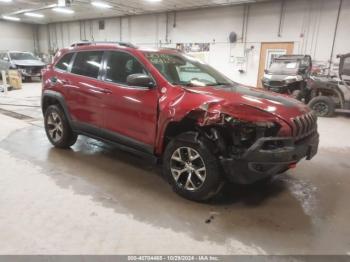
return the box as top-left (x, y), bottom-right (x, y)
top-left (21, 72), bottom-right (41, 77)
top-left (221, 132), bottom-right (319, 184)
top-left (262, 80), bottom-right (303, 94)
top-left (262, 82), bottom-right (289, 93)
top-left (18, 67), bottom-right (43, 77)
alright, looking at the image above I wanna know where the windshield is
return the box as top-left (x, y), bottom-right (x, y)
top-left (9, 52), bottom-right (37, 61)
top-left (144, 52), bottom-right (233, 87)
top-left (268, 60), bottom-right (300, 75)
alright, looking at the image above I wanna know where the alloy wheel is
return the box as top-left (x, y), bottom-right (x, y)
top-left (313, 102), bottom-right (329, 116)
top-left (170, 147), bottom-right (206, 191)
top-left (47, 112), bottom-right (64, 143)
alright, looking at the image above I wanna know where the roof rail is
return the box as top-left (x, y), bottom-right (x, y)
top-left (70, 41), bottom-right (136, 48)
top-left (159, 47), bottom-right (183, 53)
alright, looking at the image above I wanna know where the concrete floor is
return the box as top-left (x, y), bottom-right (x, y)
top-left (0, 82), bottom-right (350, 255)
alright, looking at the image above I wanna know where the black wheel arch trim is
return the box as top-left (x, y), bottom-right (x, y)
top-left (310, 85), bottom-right (345, 108)
top-left (42, 90), bottom-right (73, 125)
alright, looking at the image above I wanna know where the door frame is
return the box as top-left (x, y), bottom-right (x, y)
top-left (257, 42), bottom-right (294, 88)
top-left (99, 50), bottom-right (160, 149)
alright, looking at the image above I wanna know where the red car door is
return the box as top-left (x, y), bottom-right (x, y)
top-left (101, 51), bottom-right (159, 152)
top-left (66, 51), bottom-right (106, 130)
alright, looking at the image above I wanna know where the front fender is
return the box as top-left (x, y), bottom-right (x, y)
top-left (155, 87), bottom-right (221, 154)
top-left (154, 87), bottom-right (289, 155)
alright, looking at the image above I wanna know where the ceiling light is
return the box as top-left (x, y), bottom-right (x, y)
top-left (52, 7), bottom-right (75, 14)
top-left (2, 15), bottom-right (20, 21)
top-left (24, 12), bottom-right (44, 18)
top-left (145, 0), bottom-right (162, 2)
top-left (0, 0), bottom-right (13, 3)
top-left (91, 1), bottom-right (112, 9)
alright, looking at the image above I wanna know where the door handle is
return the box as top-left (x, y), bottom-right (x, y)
top-left (49, 77), bottom-right (70, 85)
top-left (102, 89), bottom-right (112, 94)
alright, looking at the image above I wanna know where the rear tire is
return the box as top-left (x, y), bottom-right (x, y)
top-left (163, 132), bottom-right (224, 202)
top-left (44, 105), bottom-right (78, 148)
top-left (308, 96), bottom-right (335, 117)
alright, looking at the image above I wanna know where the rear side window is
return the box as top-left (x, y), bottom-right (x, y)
top-left (55, 53), bottom-right (74, 71)
top-left (105, 51), bottom-right (146, 84)
top-left (71, 51), bottom-right (103, 79)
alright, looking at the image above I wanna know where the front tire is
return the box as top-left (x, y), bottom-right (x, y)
top-left (308, 96), bottom-right (335, 117)
top-left (163, 132), bottom-right (224, 202)
top-left (44, 105), bottom-right (78, 148)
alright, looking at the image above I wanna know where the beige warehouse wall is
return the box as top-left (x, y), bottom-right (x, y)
top-left (37, 0), bottom-right (349, 87)
top-left (0, 21), bottom-right (35, 52)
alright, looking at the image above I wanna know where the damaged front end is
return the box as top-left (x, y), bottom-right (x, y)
top-left (17, 66), bottom-right (43, 78)
top-left (190, 102), bottom-right (319, 184)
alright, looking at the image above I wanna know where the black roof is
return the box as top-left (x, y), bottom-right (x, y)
top-left (274, 54), bottom-right (310, 61)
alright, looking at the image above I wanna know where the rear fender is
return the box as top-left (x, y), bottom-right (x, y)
top-left (41, 90), bottom-right (72, 125)
top-left (311, 85), bottom-right (345, 107)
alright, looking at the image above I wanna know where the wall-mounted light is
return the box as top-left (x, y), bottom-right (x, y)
top-left (91, 1), bottom-right (112, 9)
top-left (2, 15), bottom-right (20, 21)
top-left (24, 12), bottom-right (44, 18)
top-left (52, 7), bottom-right (75, 14)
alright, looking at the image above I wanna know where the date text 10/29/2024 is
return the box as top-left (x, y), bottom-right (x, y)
top-left (128, 256), bottom-right (220, 261)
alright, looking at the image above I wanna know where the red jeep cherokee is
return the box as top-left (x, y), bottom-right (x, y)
top-left (42, 42), bottom-right (319, 201)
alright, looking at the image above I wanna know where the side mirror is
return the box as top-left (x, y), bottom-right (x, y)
top-left (126, 74), bottom-right (155, 88)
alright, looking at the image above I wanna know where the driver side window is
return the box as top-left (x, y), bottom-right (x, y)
top-left (105, 51), bottom-right (147, 85)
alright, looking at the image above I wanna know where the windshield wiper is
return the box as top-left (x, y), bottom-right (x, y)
top-left (209, 83), bottom-right (230, 86)
top-left (173, 82), bottom-right (230, 87)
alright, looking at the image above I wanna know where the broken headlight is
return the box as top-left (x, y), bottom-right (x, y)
top-left (225, 117), bottom-right (280, 148)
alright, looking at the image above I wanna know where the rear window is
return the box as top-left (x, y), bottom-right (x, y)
top-left (71, 51), bottom-right (103, 79)
top-left (55, 53), bottom-right (74, 71)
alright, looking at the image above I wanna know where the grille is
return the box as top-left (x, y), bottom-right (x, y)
top-left (292, 112), bottom-right (317, 139)
top-left (25, 67), bottom-right (42, 75)
top-left (268, 81), bottom-right (285, 87)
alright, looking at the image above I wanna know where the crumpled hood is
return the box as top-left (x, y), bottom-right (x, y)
top-left (12, 59), bottom-right (46, 67)
top-left (184, 84), bottom-right (310, 122)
